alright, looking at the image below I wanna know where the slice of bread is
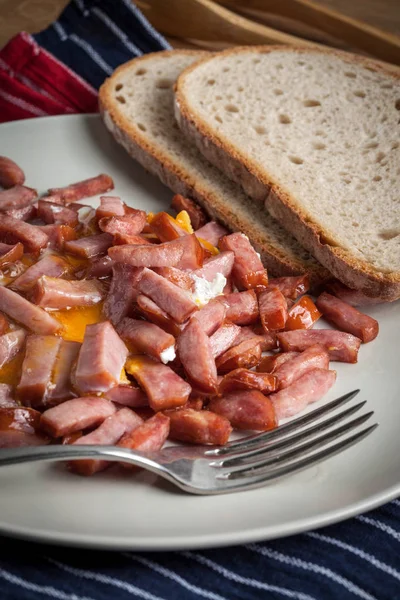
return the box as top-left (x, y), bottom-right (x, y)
top-left (98, 50), bottom-right (328, 284)
top-left (175, 46), bottom-right (400, 301)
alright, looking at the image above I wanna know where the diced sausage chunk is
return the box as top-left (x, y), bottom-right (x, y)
top-left (285, 296), bottom-right (321, 330)
top-left (219, 368), bottom-right (277, 395)
top-left (220, 290), bottom-right (259, 325)
top-left (0, 215), bottom-right (48, 252)
top-left (0, 287), bottom-right (61, 334)
top-left (209, 323), bottom-right (241, 358)
top-left (48, 340), bottom-right (80, 404)
top-left (149, 211), bottom-right (187, 242)
top-left (99, 211), bottom-right (146, 237)
top-left (47, 174), bottom-right (114, 203)
top-left (233, 325), bottom-right (276, 351)
top-left (17, 335), bottom-right (62, 408)
top-left (12, 255), bottom-right (70, 292)
top-left (0, 186), bottom-right (37, 211)
top-left (0, 407), bottom-right (49, 447)
top-left (316, 292), bottom-right (379, 343)
top-left (195, 221), bottom-right (228, 246)
top-left (31, 277), bottom-right (104, 310)
top-left (117, 317), bottom-right (175, 363)
top-left (167, 409), bottom-right (232, 445)
top-left (103, 264), bottom-right (143, 326)
top-left (192, 300), bottom-right (226, 336)
top-left (256, 352), bottom-right (300, 373)
top-left (65, 233), bottom-right (113, 258)
top-left (37, 200), bottom-right (78, 226)
top-left (96, 196), bottom-right (125, 220)
top-left (118, 412), bottom-right (170, 454)
top-left (178, 318), bottom-right (218, 394)
top-left (153, 267), bottom-right (194, 291)
top-left (75, 321), bottom-right (128, 394)
top-left (136, 268), bottom-right (198, 324)
top-left (264, 275), bottom-right (310, 299)
top-left (125, 356), bottom-right (191, 412)
top-left (269, 368), bottom-right (336, 420)
top-left (40, 397), bottom-right (116, 437)
top-left (219, 232), bottom-right (268, 290)
top-left (277, 330), bottom-right (361, 363)
top-left (259, 288), bottom-right (288, 331)
top-left (136, 294), bottom-right (182, 337)
top-left (104, 385), bottom-right (148, 408)
top-left (192, 251), bottom-right (234, 283)
top-left (216, 338), bottom-right (262, 372)
top-left (69, 408), bottom-right (144, 476)
top-left (210, 390), bottom-right (277, 431)
top-left (0, 242), bottom-right (23, 266)
top-left (274, 344), bottom-right (329, 389)
top-left (0, 156), bottom-right (25, 188)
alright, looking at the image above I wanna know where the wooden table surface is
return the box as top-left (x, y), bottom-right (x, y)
top-left (0, 0), bottom-right (399, 51)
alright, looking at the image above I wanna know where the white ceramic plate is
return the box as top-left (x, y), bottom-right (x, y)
top-left (0, 114), bottom-right (399, 551)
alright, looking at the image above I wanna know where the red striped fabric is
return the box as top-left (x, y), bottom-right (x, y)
top-left (0, 32), bottom-right (98, 123)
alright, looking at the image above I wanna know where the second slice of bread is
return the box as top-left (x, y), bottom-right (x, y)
top-left (175, 46), bottom-right (400, 301)
top-left (99, 50), bottom-right (327, 284)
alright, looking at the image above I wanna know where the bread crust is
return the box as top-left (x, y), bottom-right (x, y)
top-left (175, 45), bottom-right (400, 301)
top-left (98, 50), bottom-right (328, 284)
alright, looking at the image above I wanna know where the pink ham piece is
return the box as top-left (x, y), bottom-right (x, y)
top-left (0, 242), bottom-right (23, 266)
top-left (277, 330), bottom-right (362, 363)
top-left (0, 156), bottom-right (25, 188)
top-left (84, 255), bottom-right (114, 280)
top-left (0, 384), bottom-right (17, 408)
top-left (0, 313), bottom-right (8, 335)
top-left (216, 338), bottom-right (262, 372)
top-left (234, 325), bottom-right (276, 352)
top-left (117, 317), bottom-right (175, 362)
top-left (316, 292), bottom-right (379, 343)
top-left (96, 196), bottom-right (125, 220)
top-left (99, 211), bottom-right (146, 237)
top-left (209, 390), bottom-right (277, 431)
top-left (259, 288), bottom-right (288, 331)
top-left (136, 268), bottom-right (198, 324)
top-left (209, 322), bottom-right (241, 358)
top-left (326, 281), bottom-right (384, 307)
top-left (263, 275), bottom-right (310, 300)
top-left (219, 369), bottom-right (277, 395)
top-left (12, 255), bottom-right (70, 292)
top-left (40, 396), bottom-right (116, 437)
top-left (125, 356), bottom-right (191, 411)
top-left (0, 286), bottom-right (61, 334)
top-left (118, 412), bottom-right (170, 455)
top-left (17, 335), bottom-right (62, 408)
top-left (171, 195), bottom-right (207, 230)
top-left (219, 232), bottom-right (268, 290)
top-left (192, 300), bottom-right (226, 336)
top-left (274, 344), bottom-right (329, 390)
top-left (0, 329), bottom-right (26, 368)
top-left (167, 409), bottom-right (232, 445)
top-left (65, 233), bottom-right (113, 258)
top-left (0, 407), bottom-right (50, 448)
top-left (0, 215), bottom-right (48, 252)
top-left (48, 340), bottom-right (80, 404)
top-left (270, 368), bottom-right (337, 420)
top-left (104, 385), bottom-right (148, 408)
top-left (219, 290), bottom-right (259, 325)
top-left (257, 352), bottom-right (300, 373)
top-left (47, 174), bottom-right (114, 204)
top-left (37, 200), bottom-right (78, 226)
top-left (195, 221), bottom-right (228, 246)
top-left (31, 277), bottom-right (104, 309)
top-left (153, 267), bottom-right (194, 291)
top-left (103, 264), bottom-right (143, 326)
top-left (0, 186), bottom-right (37, 211)
top-left (177, 317), bottom-right (218, 394)
top-left (108, 233), bottom-right (204, 270)
top-left (75, 321), bottom-right (129, 394)
top-left (69, 407), bottom-right (144, 476)
top-left (192, 251), bottom-right (234, 282)
top-left (135, 294), bottom-right (183, 338)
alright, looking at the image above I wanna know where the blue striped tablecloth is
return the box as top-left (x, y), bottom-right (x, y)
top-left (1, 1), bottom-right (399, 598)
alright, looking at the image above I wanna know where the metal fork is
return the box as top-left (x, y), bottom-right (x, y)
top-left (0, 390), bottom-right (377, 495)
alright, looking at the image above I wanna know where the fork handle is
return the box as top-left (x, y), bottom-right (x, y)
top-left (0, 444), bottom-right (161, 472)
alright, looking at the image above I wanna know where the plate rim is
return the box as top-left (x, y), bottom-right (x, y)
top-left (0, 113), bottom-right (399, 551)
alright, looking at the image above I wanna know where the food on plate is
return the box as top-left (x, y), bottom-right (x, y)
top-left (99, 50), bottom-right (327, 284)
top-left (174, 46), bottom-right (400, 301)
top-left (0, 164), bottom-right (381, 479)
top-left (0, 156), bottom-right (25, 189)
top-left (316, 292), bottom-right (379, 343)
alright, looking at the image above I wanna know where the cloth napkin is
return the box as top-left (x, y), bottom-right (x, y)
top-left (0, 2), bottom-right (399, 599)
